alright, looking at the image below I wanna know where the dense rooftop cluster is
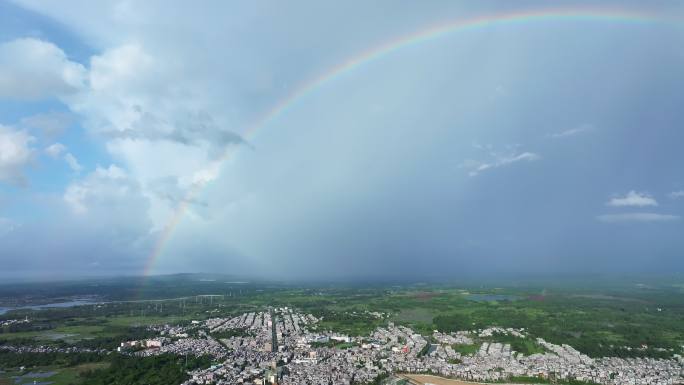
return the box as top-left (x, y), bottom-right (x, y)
top-left (117, 310), bottom-right (683, 385)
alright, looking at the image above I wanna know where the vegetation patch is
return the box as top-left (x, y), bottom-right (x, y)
top-left (82, 354), bottom-right (211, 385)
top-left (451, 343), bottom-right (480, 356)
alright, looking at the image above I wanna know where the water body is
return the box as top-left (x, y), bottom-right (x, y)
top-left (0, 299), bottom-right (98, 315)
top-left (12, 371), bottom-right (56, 385)
top-left (465, 294), bottom-right (521, 302)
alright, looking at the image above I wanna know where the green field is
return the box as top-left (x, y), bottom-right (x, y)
top-left (0, 313), bottom-right (202, 347)
top-left (452, 343), bottom-right (480, 355)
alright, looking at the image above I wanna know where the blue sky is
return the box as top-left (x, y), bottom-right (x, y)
top-left (0, 0), bottom-right (683, 280)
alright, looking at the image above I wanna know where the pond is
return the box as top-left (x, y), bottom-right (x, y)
top-left (12, 371), bottom-right (56, 385)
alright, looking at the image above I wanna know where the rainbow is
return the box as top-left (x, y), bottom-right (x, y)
top-left (142, 5), bottom-right (667, 277)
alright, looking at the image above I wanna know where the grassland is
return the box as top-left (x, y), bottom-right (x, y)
top-left (452, 343), bottom-right (481, 355)
top-left (0, 313), bottom-right (203, 347)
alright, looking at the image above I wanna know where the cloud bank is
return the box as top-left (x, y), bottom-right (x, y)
top-left (0, 1), bottom-right (683, 279)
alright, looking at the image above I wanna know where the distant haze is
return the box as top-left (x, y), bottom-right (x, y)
top-left (0, 1), bottom-right (683, 280)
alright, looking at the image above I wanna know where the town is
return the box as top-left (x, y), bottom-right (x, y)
top-left (110, 308), bottom-right (683, 385)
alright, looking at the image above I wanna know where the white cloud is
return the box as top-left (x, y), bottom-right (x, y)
top-left (669, 190), bottom-right (684, 199)
top-left (463, 151), bottom-right (540, 177)
top-left (64, 164), bottom-right (137, 214)
top-left (0, 124), bottom-right (34, 185)
top-left (68, 42), bottom-right (246, 151)
top-left (0, 38), bottom-right (86, 100)
top-left (64, 153), bottom-right (83, 172)
top-left (550, 123), bottom-right (593, 138)
top-left (596, 213), bottom-right (680, 223)
top-left (45, 143), bottom-right (83, 172)
top-left (88, 44), bottom-right (154, 91)
top-left (607, 191), bottom-right (658, 207)
top-left (58, 163), bottom-right (153, 271)
top-left (45, 142), bottom-right (67, 158)
top-left (1, 163), bottom-right (154, 276)
top-left (2, 10), bottom-right (265, 246)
